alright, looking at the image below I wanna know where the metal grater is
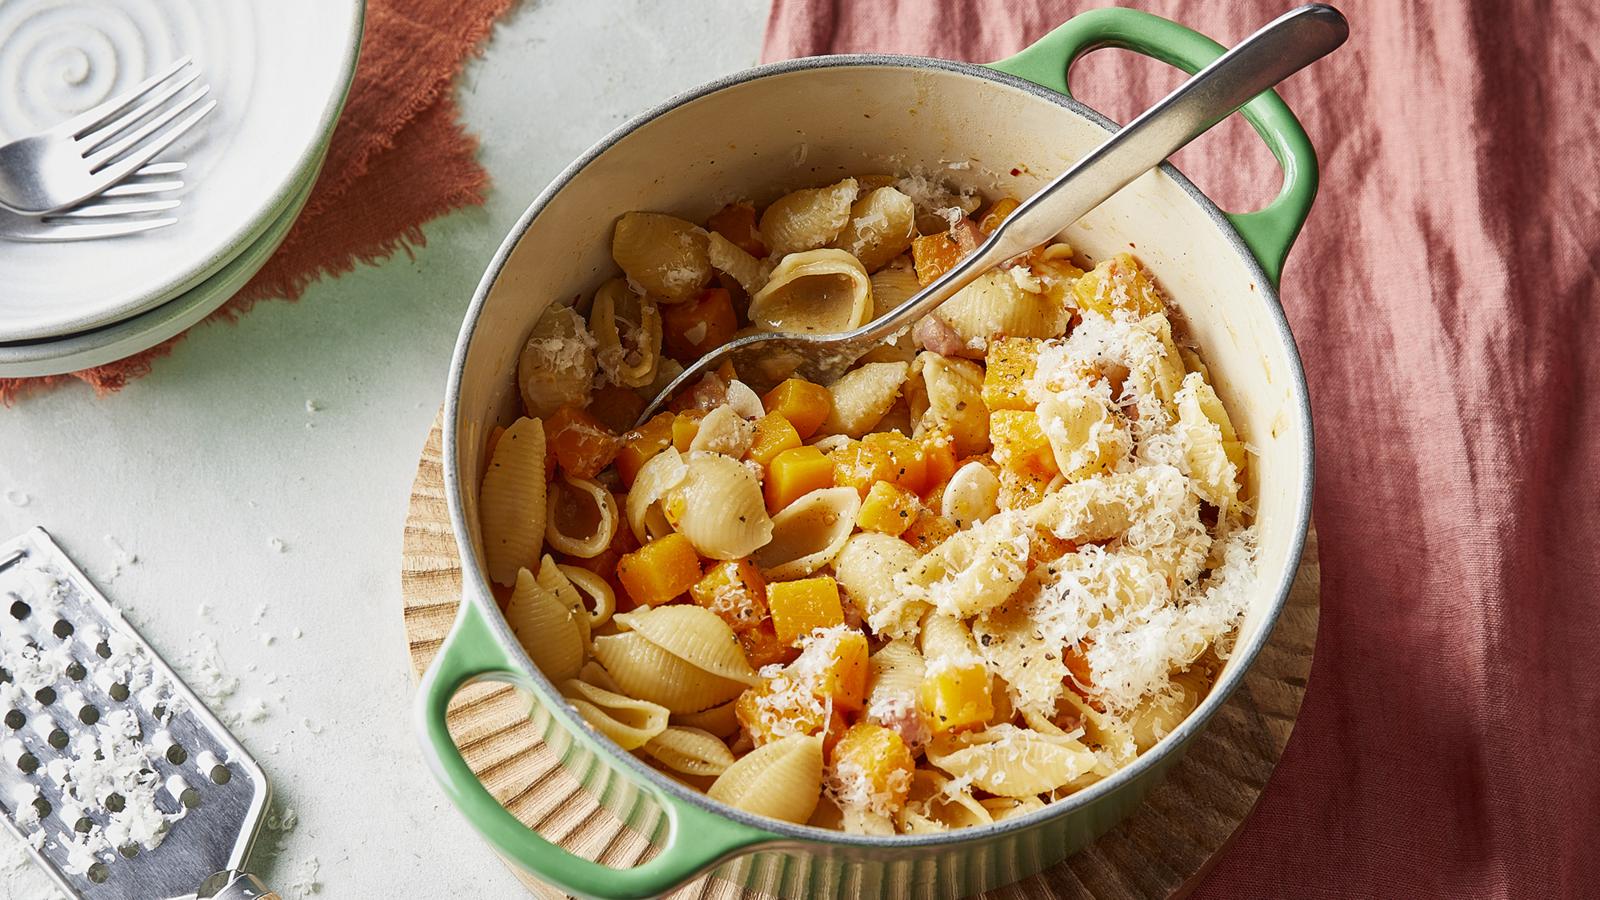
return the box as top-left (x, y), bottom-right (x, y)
top-left (0, 528), bottom-right (278, 900)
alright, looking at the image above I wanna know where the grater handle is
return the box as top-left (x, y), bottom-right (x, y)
top-left (199, 870), bottom-right (280, 899)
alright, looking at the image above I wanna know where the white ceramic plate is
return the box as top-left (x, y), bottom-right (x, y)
top-left (0, 0), bottom-right (363, 342)
top-left (0, 149), bottom-right (318, 378)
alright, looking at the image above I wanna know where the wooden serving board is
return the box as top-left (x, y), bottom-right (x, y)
top-left (401, 417), bottom-right (1320, 899)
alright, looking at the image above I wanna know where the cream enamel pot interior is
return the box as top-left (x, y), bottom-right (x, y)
top-left (417, 9), bottom-right (1317, 899)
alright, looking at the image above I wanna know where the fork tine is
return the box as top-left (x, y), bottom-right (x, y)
top-left (134, 162), bottom-right (187, 176)
top-left (87, 101), bottom-right (214, 192)
top-left (56, 57), bottom-right (192, 139)
top-left (0, 217), bottom-right (177, 243)
top-left (48, 199), bottom-right (180, 219)
top-left (101, 178), bottom-right (184, 198)
top-left (77, 69), bottom-right (203, 156)
top-left (85, 87), bottom-right (211, 172)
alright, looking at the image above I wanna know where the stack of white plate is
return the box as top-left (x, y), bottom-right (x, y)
top-left (0, 0), bottom-right (364, 377)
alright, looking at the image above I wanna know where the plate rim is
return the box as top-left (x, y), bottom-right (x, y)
top-left (0, 144), bottom-right (323, 378)
top-left (0, 0), bottom-right (367, 342)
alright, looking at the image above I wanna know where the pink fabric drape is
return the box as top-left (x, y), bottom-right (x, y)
top-left (765, 2), bottom-right (1600, 895)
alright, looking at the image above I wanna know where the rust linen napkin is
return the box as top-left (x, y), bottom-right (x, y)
top-left (765, 1), bottom-right (1600, 896)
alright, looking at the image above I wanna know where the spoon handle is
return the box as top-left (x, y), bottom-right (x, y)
top-left (855, 3), bottom-right (1348, 345)
top-left (637, 5), bottom-right (1346, 425)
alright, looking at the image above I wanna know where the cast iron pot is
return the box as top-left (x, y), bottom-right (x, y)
top-left (418, 8), bottom-right (1317, 898)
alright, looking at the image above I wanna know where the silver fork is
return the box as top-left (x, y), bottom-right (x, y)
top-left (0, 57), bottom-right (215, 215)
top-left (0, 163), bottom-right (186, 242)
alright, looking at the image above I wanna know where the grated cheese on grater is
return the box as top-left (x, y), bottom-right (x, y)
top-left (0, 554), bottom-right (190, 877)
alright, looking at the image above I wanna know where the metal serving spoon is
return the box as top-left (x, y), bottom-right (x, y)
top-left (638, 3), bottom-right (1348, 425)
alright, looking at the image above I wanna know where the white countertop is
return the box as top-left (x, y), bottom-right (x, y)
top-left (0, 2), bottom-right (769, 895)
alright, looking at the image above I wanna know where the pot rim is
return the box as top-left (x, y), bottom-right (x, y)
top-left (443, 51), bottom-right (1315, 849)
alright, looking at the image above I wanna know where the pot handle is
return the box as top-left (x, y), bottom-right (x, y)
top-left (415, 598), bottom-right (777, 900)
top-left (988, 7), bottom-right (1319, 287)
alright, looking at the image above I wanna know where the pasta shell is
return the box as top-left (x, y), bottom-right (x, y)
top-left (752, 487), bottom-right (861, 580)
top-left (556, 563), bottom-right (617, 630)
top-left (925, 726), bottom-right (1099, 797)
top-left (613, 606), bottom-right (760, 686)
top-left (536, 555), bottom-right (590, 648)
top-left (1176, 372), bottom-right (1243, 508)
top-left (671, 698), bottom-right (740, 738)
top-left (560, 678), bottom-right (669, 750)
top-left (707, 733), bottom-right (824, 824)
top-left (870, 256), bottom-right (921, 312)
top-left (747, 249), bottom-right (873, 335)
top-left (626, 447), bottom-right (689, 543)
top-left (897, 768), bottom-right (991, 834)
top-left (935, 269), bottom-right (1068, 347)
top-left (707, 231), bottom-right (770, 296)
top-left (902, 510), bottom-right (1032, 618)
top-left (980, 796), bottom-right (1047, 822)
top-left (820, 362), bottom-right (907, 438)
top-left (913, 352), bottom-right (989, 456)
top-left (1036, 387), bottom-right (1130, 483)
top-left (665, 453), bottom-right (773, 559)
top-left (759, 178), bottom-right (858, 256)
top-left (833, 533), bottom-right (927, 639)
top-left (593, 632), bottom-right (749, 713)
top-left (724, 380), bottom-right (766, 420)
top-left (643, 726), bottom-right (738, 777)
top-left (518, 306), bottom-right (597, 418)
top-left (940, 461), bottom-right (1000, 528)
top-left (589, 278), bottom-right (662, 389)
top-left (505, 568), bottom-right (585, 682)
top-left (688, 405), bottom-right (757, 458)
top-left (612, 212), bottom-right (711, 301)
top-left (578, 659), bottom-right (621, 693)
top-left (1128, 674), bottom-right (1205, 752)
top-left (830, 186), bottom-right (916, 272)
top-left (480, 417), bottom-right (548, 586)
top-left (546, 475), bottom-right (620, 559)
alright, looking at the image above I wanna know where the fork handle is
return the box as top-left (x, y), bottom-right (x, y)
top-left (852, 3), bottom-right (1347, 347)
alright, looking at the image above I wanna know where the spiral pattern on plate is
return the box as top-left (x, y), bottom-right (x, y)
top-left (0, 0), bottom-right (250, 142)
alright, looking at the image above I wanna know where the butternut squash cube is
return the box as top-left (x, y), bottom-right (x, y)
top-left (981, 338), bottom-right (1041, 412)
top-left (690, 559), bottom-right (769, 634)
top-left (857, 481), bottom-right (918, 536)
top-left (616, 412), bottom-right (674, 487)
top-left (734, 676), bottom-right (846, 750)
top-left (1072, 253), bottom-right (1165, 319)
top-left (977, 197), bottom-right (1021, 235)
top-left (660, 287), bottom-right (738, 363)
top-left (989, 410), bottom-right (1059, 476)
top-left (762, 378), bottom-right (833, 439)
top-left (617, 533), bottom-right (702, 607)
top-left (738, 619), bottom-right (799, 669)
top-left (765, 446), bottom-right (835, 511)
top-left (912, 232), bottom-right (966, 286)
top-left (746, 412), bottom-right (802, 467)
top-left (767, 575), bottom-right (844, 645)
top-left (671, 409), bottom-right (707, 453)
top-left (813, 630), bottom-right (870, 712)
top-left (901, 510), bottom-right (958, 553)
top-left (544, 406), bottom-right (622, 479)
top-left (997, 466), bottom-right (1053, 512)
top-left (920, 663), bottom-right (994, 734)
top-left (919, 430), bottom-right (958, 497)
top-left (830, 723), bottom-right (915, 811)
top-left (830, 440), bottom-right (897, 497)
top-left (862, 431), bottom-right (927, 493)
